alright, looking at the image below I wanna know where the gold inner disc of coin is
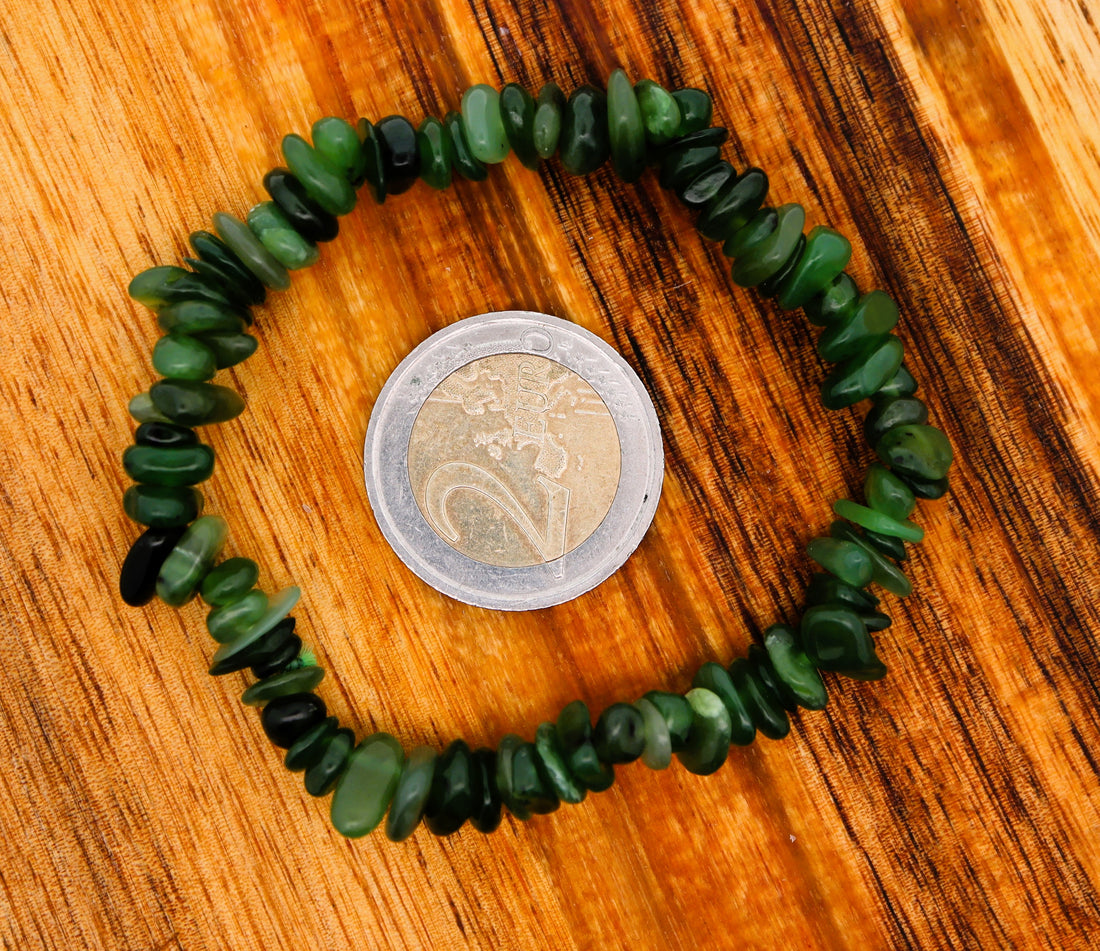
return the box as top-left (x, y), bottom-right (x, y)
top-left (407, 353), bottom-right (622, 568)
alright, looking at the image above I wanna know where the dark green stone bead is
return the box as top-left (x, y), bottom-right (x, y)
top-left (592, 703), bottom-right (646, 764)
top-left (556, 699), bottom-right (615, 791)
top-left (807, 537), bottom-right (874, 588)
top-left (864, 528), bottom-right (908, 561)
top-left (250, 629), bottom-right (303, 679)
top-left (356, 118), bottom-right (387, 202)
top-left (864, 462), bottom-right (917, 521)
top-left (499, 83), bottom-right (539, 169)
top-left (206, 589), bottom-right (268, 643)
top-left (149, 379), bottom-right (245, 427)
top-left (201, 556), bottom-right (259, 605)
top-left (331, 732), bottom-right (404, 837)
top-left (151, 334), bottom-right (216, 381)
top-left (634, 79), bottom-right (681, 145)
top-left (763, 625), bottom-right (828, 711)
top-left (834, 499), bottom-right (924, 542)
top-left (533, 722), bottom-right (586, 804)
top-left (461, 85), bottom-right (509, 164)
top-left (651, 125), bottom-right (728, 158)
top-left (633, 697), bottom-right (672, 770)
top-left (305, 727), bottom-right (355, 796)
top-left (818, 290), bottom-right (900, 362)
top-left (804, 271), bottom-right (859, 327)
top-left (513, 742), bottom-right (559, 816)
top-left (135, 421), bottom-right (197, 448)
top-left (748, 644), bottom-right (797, 712)
top-left (757, 234), bottom-right (805, 299)
top-left (876, 424), bottom-right (953, 481)
top-left (607, 68), bottom-right (646, 182)
top-left (729, 659), bottom-right (789, 740)
top-left (386, 745), bottom-right (437, 842)
top-left (195, 332), bottom-right (257, 370)
top-left (285, 716), bottom-right (338, 772)
top-left (697, 167), bottom-right (769, 243)
top-left (375, 115), bottom-right (421, 195)
top-left (641, 690), bottom-right (694, 751)
top-left (777, 226), bottom-right (853, 310)
top-left (671, 87), bottom-right (712, 134)
top-left (658, 142), bottom-right (723, 192)
top-left (732, 203), bottom-right (806, 287)
top-left (876, 363), bottom-right (919, 399)
top-left (241, 664), bottom-right (323, 707)
top-left (800, 604), bottom-right (886, 680)
top-left (281, 133), bottom-right (357, 216)
top-left (897, 471), bottom-right (950, 500)
top-left (806, 573), bottom-right (878, 611)
top-left (189, 230), bottom-right (267, 306)
top-left (723, 206), bottom-right (777, 259)
top-left (560, 85), bottom-right (609, 175)
top-left (208, 586), bottom-right (300, 675)
top-left (443, 110), bottom-right (488, 182)
top-left (310, 116), bottom-right (367, 187)
top-left (678, 160), bottom-right (736, 210)
top-left (263, 168), bottom-right (339, 243)
top-left (128, 265), bottom-right (236, 312)
top-left (212, 212), bottom-right (291, 291)
top-left (469, 747), bottom-right (503, 834)
top-left (821, 335), bottom-right (905, 410)
top-left (424, 739), bottom-right (477, 836)
top-left (156, 300), bottom-right (246, 336)
top-left (247, 201), bottom-right (319, 270)
top-left (691, 661), bottom-right (755, 745)
top-left (866, 394), bottom-right (930, 451)
top-left (416, 116), bottom-right (453, 190)
top-left (829, 521), bottom-right (912, 597)
top-left (677, 688), bottom-right (732, 776)
top-left (495, 734), bottom-right (531, 821)
top-left (122, 443), bottom-right (214, 487)
top-left (861, 609), bottom-right (893, 631)
top-left (532, 82), bottom-right (566, 158)
top-left (122, 484), bottom-right (202, 528)
top-left (156, 515), bottom-right (227, 607)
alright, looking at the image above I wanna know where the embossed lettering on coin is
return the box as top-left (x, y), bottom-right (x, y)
top-left (407, 354), bottom-right (621, 568)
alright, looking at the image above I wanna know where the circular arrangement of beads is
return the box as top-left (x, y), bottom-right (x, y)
top-left (118, 70), bottom-right (954, 841)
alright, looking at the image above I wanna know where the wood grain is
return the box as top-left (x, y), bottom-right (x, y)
top-left (2, 0), bottom-right (1099, 947)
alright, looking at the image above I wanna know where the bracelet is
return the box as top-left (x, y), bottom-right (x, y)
top-left (117, 70), bottom-right (953, 841)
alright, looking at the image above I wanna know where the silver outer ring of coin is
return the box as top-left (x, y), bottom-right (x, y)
top-left (363, 310), bottom-right (664, 611)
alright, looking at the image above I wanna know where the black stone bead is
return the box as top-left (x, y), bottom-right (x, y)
top-left (261, 692), bottom-right (327, 748)
top-left (250, 633), bottom-right (302, 679)
top-left (263, 167), bottom-right (339, 243)
top-left (592, 703), bottom-right (646, 764)
top-left (188, 230), bottom-right (266, 307)
top-left (119, 526), bottom-right (185, 607)
top-left (468, 747), bottom-right (502, 834)
top-left (134, 421), bottom-right (198, 449)
top-left (374, 115), bottom-right (420, 195)
top-left (861, 610), bottom-right (893, 632)
top-left (424, 739), bottom-right (477, 836)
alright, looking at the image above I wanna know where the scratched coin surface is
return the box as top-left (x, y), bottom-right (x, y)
top-left (364, 311), bottom-right (663, 611)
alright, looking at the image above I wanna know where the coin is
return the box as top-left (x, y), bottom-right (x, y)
top-left (364, 311), bottom-right (663, 611)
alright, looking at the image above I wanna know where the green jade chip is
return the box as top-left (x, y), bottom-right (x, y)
top-left (498, 83), bottom-right (539, 169)
top-left (607, 68), bottom-right (646, 182)
top-left (461, 84), bottom-right (509, 164)
top-left (677, 688), bottom-right (732, 776)
top-left (776, 225), bottom-right (852, 310)
top-left (385, 745), bottom-right (437, 842)
top-left (213, 212), bottom-right (291, 291)
top-left (155, 515), bottom-right (228, 607)
top-left (331, 732), bottom-right (405, 837)
top-left (534, 722), bottom-right (586, 804)
top-left (532, 82), bottom-right (565, 158)
top-left (633, 697), bottom-right (672, 770)
top-left (122, 484), bottom-right (202, 527)
top-left (206, 589), bottom-right (269, 643)
top-left (247, 201), bottom-right (319, 270)
top-left (634, 79), bottom-right (681, 145)
top-left (201, 556), bottom-right (259, 605)
top-left (122, 443), bottom-right (214, 487)
top-left (806, 537), bottom-right (874, 588)
top-left (241, 664), bottom-right (324, 706)
top-left (311, 116), bottom-right (367, 186)
top-left (152, 334), bottom-right (216, 381)
top-left (763, 625), bottom-right (828, 711)
top-left (833, 499), bottom-right (924, 542)
top-left (281, 133), bottom-right (357, 216)
top-left (864, 463), bottom-right (917, 521)
top-left (208, 586), bottom-right (301, 674)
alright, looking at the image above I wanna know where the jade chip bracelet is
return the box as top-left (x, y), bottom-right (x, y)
top-left (117, 70), bottom-right (954, 841)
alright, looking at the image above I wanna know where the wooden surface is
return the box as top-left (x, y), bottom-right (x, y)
top-left (2, 0), bottom-right (1100, 947)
